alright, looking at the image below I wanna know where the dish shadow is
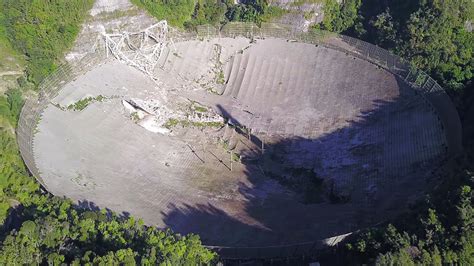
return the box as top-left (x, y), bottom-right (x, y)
top-left (159, 77), bottom-right (449, 258)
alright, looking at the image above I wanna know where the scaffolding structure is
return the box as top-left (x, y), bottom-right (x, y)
top-left (103, 21), bottom-right (168, 77)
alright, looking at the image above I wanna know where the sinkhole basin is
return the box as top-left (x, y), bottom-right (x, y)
top-left (33, 37), bottom-right (451, 251)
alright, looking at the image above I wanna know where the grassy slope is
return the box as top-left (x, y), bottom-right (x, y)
top-left (0, 12), bottom-right (25, 94)
top-left (0, 12), bottom-right (31, 223)
top-left (131, 0), bottom-right (195, 28)
top-left (2, 0), bottom-right (95, 85)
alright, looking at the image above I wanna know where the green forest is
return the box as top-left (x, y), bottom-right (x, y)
top-left (0, 0), bottom-right (473, 264)
top-left (132, 0), bottom-right (287, 29)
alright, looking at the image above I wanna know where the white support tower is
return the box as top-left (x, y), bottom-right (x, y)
top-left (103, 21), bottom-right (168, 78)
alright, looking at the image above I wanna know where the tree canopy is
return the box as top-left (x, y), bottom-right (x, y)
top-left (1, 0), bottom-right (95, 85)
top-left (0, 197), bottom-right (215, 264)
top-left (341, 171), bottom-right (474, 265)
top-left (133, 0), bottom-right (287, 29)
top-left (354, 0), bottom-right (473, 91)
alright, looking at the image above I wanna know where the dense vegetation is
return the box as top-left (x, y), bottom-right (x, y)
top-left (0, 90), bottom-right (38, 222)
top-left (131, 0), bottom-right (196, 28)
top-left (0, 6), bottom-right (24, 86)
top-left (0, 195), bottom-right (215, 264)
top-left (367, 0), bottom-right (472, 92)
top-left (186, 0), bottom-right (229, 29)
top-left (2, 0), bottom-right (95, 85)
top-left (133, 0), bottom-right (287, 29)
top-left (0, 1), bottom-right (215, 264)
top-left (319, 0), bottom-right (362, 33)
top-left (322, 0), bottom-right (473, 93)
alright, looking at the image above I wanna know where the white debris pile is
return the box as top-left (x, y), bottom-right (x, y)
top-left (122, 98), bottom-right (224, 134)
top-left (122, 99), bottom-right (171, 134)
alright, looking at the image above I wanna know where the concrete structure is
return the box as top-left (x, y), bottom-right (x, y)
top-left (16, 4), bottom-right (461, 258)
top-left (30, 36), bottom-right (452, 251)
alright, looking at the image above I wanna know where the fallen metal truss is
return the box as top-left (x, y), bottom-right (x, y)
top-left (103, 21), bottom-right (168, 77)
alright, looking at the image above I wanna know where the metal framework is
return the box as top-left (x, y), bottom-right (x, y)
top-left (103, 21), bottom-right (168, 77)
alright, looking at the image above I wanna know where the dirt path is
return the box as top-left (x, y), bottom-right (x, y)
top-left (0, 70), bottom-right (22, 77)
